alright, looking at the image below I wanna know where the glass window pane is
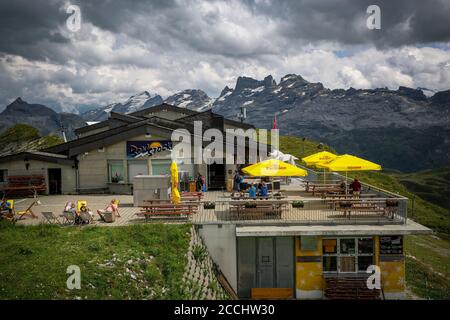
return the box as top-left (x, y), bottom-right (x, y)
top-left (340, 239), bottom-right (355, 254)
top-left (323, 239), bottom-right (337, 254)
top-left (323, 256), bottom-right (337, 272)
top-left (358, 256), bottom-right (373, 272)
top-left (339, 256), bottom-right (356, 272)
top-left (109, 162), bottom-right (125, 183)
top-left (358, 238), bottom-right (374, 254)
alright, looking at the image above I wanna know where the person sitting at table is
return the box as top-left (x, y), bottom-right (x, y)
top-left (97, 199), bottom-right (119, 222)
top-left (248, 183), bottom-right (257, 199)
top-left (259, 182), bottom-right (268, 198)
top-left (339, 181), bottom-right (346, 193)
top-left (349, 178), bottom-right (362, 196)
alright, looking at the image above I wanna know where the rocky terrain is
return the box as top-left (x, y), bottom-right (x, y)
top-left (81, 91), bottom-right (163, 121)
top-left (209, 74), bottom-right (450, 172)
top-left (1, 73), bottom-right (449, 171)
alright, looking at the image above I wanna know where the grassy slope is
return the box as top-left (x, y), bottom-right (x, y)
top-left (0, 123), bottom-right (63, 154)
top-left (279, 134), bottom-right (450, 299)
top-left (392, 166), bottom-right (450, 210)
top-left (0, 223), bottom-right (191, 299)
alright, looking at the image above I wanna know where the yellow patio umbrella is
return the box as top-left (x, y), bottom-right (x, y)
top-left (316, 154), bottom-right (381, 193)
top-left (302, 151), bottom-right (337, 167)
top-left (302, 151), bottom-right (337, 183)
top-left (316, 154), bottom-right (381, 172)
top-left (170, 161), bottom-right (181, 204)
top-left (242, 159), bottom-right (308, 177)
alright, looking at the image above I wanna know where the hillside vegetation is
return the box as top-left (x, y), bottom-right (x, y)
top-left (392, 167), bottom-right (450, 210)
top-left (0, 124), bottom-right (63, 155)
top-left (0, 223), bottom-right (191, 299)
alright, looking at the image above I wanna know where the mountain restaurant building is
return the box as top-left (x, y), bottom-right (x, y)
top-left (0, 104), bottom-right (265, 195)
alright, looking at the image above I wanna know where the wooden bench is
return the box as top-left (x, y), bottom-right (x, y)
top-left (181, 192), bottom-right (204, 201)
top-left (139, 203), bottom-right (199, 220)
top-left (0, 175), bottom-right (46, 198)
top-left (325, 276), bottom-right (380, 299)
top-left (229, 200), bottom-right (288, 220)
top-left (251, 288), bottom-right (294, 300)
top-left (323, 193), bottom-right (377, 200)
top-left (306, 182), bottom-right (341, 192)
top-left (332, 201), bottom-right (386, 217)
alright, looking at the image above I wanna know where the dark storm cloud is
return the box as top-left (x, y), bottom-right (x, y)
top-left (0, 0), bottom-right (70, 61)
top-left (1, 0), bottom-right (449, 64)
top-left (241, 0), bottom-right (450, 48)
top-left (0, 0), bottom-right (449, 112)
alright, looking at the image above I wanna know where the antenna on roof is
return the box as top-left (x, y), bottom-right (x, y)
top-left (238, 106), bottom-right (247, 123)
top-left (59, 122), bottom-right (67, 143)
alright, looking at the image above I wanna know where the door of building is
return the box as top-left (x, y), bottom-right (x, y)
top-left (237, 236), bottom-right (295, 298)
top-left (48, 168), bottom-right (62, 195)
top-left (207, 163), bottom-right (225, 190)
top-left (257, 237), bottom-right (275, 287)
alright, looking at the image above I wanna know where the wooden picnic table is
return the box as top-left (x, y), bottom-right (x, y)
top-left (322, 193), bottom-right (377, 200)
top-left (327, 199), bottom-right (387, 218)
top-left (229, 194), bottom-right (286, 201)
top-left (139, 202), bottom-right (199, 220)
top-left (229, 199), bottom-right (289, 219)
top-left (305, 181), bottom-right (341, 192)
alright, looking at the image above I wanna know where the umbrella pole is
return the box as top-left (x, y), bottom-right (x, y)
top-left (345, 171), bottom-right (348, 194)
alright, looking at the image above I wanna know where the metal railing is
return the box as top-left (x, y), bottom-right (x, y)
top-left (191, 198), bottom-right (407, 225)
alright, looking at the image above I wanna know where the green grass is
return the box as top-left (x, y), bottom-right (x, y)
top-left (405, 235), bottom-right (450, 299)
top-left (0, 124), bottom-right (40, 148)
top-left (393, 166), bottom-right (450, 210)
top-left (0, 123), bottom-right (63, 154)
top-left (0, 222), bottom-right (191, 300)
top-left (278, 135), bottom-right (336, 160)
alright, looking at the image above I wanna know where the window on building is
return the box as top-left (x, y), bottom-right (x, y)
top-left (0, 169), bottom-right (8, 183)
top-left (151, 159), bottom-right (171, 176)
top-left (128, 161), bottom-right (148, 182)
top-left (108, 161), bottom-right (125, 183)
top-left (323, 237), bottom-right (374, 273)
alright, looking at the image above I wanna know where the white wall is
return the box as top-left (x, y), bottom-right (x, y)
top-left (198, 224), bottom-right (238, 292)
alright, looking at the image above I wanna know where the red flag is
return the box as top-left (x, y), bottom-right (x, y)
top-left (273, 114), bottom-right (277, 129)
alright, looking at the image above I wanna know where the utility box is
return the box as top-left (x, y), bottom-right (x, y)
top-left (133, 175), bottom-right (170, 207)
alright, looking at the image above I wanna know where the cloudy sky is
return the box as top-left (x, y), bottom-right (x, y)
top-left (1, 0), bottom-right (450, 112)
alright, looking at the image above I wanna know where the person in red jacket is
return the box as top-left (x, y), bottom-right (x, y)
top-left (349, 178), bottom-right (362, 196)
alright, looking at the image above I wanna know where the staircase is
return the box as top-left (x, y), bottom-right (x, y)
top-left (325, 276), bottom-right (381, 300)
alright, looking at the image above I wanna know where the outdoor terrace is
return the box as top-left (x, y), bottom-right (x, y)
top-left (11, 171), bottom-right (408, 227)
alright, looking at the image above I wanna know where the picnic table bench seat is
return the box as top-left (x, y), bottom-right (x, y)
top-left (139, 202), bottom-right (199, 220)
top-left (0, 175), bottom-right (46, 198)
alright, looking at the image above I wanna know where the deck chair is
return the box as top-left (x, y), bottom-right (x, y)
top-left (60, 210), bottom-right (77, 225)
top-left (79, 211), bottom-right (93, 224)
top-left (41, 212), bottom-right (62, 225)
top-left (113, 199), bottom-right (121, 217)
top-left (14, 200), bottom-right (39, 221)
top-left (0, 199), bottom-right (15, 220)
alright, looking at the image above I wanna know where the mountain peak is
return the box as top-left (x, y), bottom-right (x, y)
top-left (234, 75), bottom-right (277, 93)
top-left (397, 86), bottom-right (427, 101)
top-left (13, 97), bottom-right (24, 104)
top-left (280, 74), bottom-right (308, 85)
